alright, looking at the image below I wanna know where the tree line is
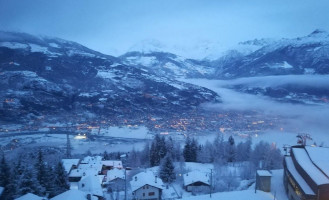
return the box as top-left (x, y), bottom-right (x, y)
top-left (0, 150), bottom-right (69, 200)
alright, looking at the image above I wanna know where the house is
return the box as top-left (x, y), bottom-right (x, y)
top-left (50, 189), bottom-right (98, 200)
top-left (283, 146), bottom-right (329, 200)
top-left (62, 159), bottom-right (80, 174)
top-left (15, 193), bottom-right (46, 200)
top-left (130, 171), bottom-right (164, 200)
top-left (183, 171), bottom-right (210, 193)
top-left (101, 160), bottom-right (123, 174)
top-left (105, 168), bottom-right (125, 191)
top-left (79, 175), bottom-right (104, 199)
top-left (68, 158), bottom-right (103, 183)
top-left (256, 170), bottom-right (272, 192)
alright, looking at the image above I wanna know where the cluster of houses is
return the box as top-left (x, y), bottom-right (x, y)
top-left (13, 144), bottom-right (329, 200)
top-left (13, 155), bottom-right (212, 200)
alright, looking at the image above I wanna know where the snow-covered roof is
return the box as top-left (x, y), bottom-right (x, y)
top-left (107, 168), bottom-right (125, 182)
top-left (305, 146), bottom-right (329, 178)
top-left (130, 171), bottom-right (164, 192)
top-left (50, 189), bottom-right (97, 200)
top-left (183, 171), bottom-right (210, 186)
top-left (102, 160), bottom-right (123, 168)
top-left (69, 162), bottom-right (103, 178)
top-left (15, 193), bottom-right (45, 200)
top-left (81, 156), bottom-right (103, 164)
top-left (292, 148), bottom-right (329, 185)
top-left (62, 159), bottom-right (80, 173)
top-left (79, 175), bottom-right (104, 197)
top-left (285, 157), bottom-right (315, 195)
top-left (257, 170), bottom-right (272, 177)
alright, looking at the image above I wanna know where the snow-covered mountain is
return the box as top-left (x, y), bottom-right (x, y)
top-left (212, 29), bottom-right (329, 78)
top-left (0, 32), bottom-right (219, 122)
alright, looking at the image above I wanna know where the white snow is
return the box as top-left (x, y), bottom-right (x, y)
top-left (50, 189), bottom-right (97, 200)
top-left (98, 126), bottom-right (152, 139)
top-left (181, 189), bottom-right (273, 200)
top-left (183, 171), bottom-right (210, 186)
top-left (15, 193), bottom-right (45, 200)
top-left (305, 146), bottom-right (329, 178)
top-left (292, 148), bottom-right (329, 185)
top-left (257, 170), bottom-right (272, 177)
top-left (96, 70), bottom-right (117, 79)
top-left (284, 157), bottom-right (315, 195)
top-left (49, 42), bottom-right (60, 48)
top-left (79, 175), bottom-right (104, 197)
top-left (130, 171), bottom-right (164, 192)
top-left (62, 159), bottom-right (80, 173)
top-left (269, 61), bottom-right (293, 69)
top-left (102, 160), bottom-right (123, 169)
top-left (0, 42), bottom-right (29, 49)
top-left (106, 168), bottom-right (125, 182)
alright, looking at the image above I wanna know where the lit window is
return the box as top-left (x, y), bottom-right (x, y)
top-left (149, 192), bottom-right (155, 196)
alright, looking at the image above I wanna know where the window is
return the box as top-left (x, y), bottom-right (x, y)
top-left (149, 192), bottom-right (155, 196)
top-left (146, 185), bottom-right (149, 189)
top-left (143, 193), bottom-right (145, 197)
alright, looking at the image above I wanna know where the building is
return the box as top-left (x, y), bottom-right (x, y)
top-left (183, 171), bottom-right (210, 193)
top-left (62, 159), bottom-right (80, 174)
top-left (256, 170), bottom-right (272, 192)
top-left (79, 175), bottom-right (104, 199)
top-left (101, 160), bottom-right (123, 174)
top-left (130, 171), bottom-right (164, 200)
top-left (283, 146), bottom-right (329, 200)
top-left (105, 168), bottom-right (125, 191)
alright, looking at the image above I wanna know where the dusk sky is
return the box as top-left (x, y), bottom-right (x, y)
top-left (1, 0), bottom-right (329, 57)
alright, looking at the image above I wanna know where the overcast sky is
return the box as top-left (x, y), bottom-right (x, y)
top-left (1, 0), bottom-right (329, 57)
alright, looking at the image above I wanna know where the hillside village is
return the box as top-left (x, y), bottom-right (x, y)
top-left (1, 133), bottom-right (327, 200)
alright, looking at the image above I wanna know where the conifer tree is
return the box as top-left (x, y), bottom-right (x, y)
top-left (54, 162), bottom-right (69, 195)
top-left (17, 167), bottom-right (44, 197)
top-left (159, 155), bottom-right (176, 183)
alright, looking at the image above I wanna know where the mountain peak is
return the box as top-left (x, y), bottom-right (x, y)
top-left (308, 29), bottom-right (328, 37)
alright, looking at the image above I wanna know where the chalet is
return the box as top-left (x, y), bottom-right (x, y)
top-left (68, 158), bottom-right (103, 183)
top-left (79, 175), bottom-right (104, 199)
top-left (15, 193), bottom-right (45, 200)
top-left (105, 168), bottom-right (125, 191)
top-left (101, 160), bottom-right (123, 174)
top-left (62, 159), bottom-right (80, 174)
top-left (183, 171), bottom-right (210, 193)
top-left (283, 146), bottom-right (329, 200)
top-left (130, 171), bottom-right (164, 200)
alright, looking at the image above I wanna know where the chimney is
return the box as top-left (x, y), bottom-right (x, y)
top-left (135, 176), bottom-right (137, 181)
top-left (155, 175), bottom-right (157, 183)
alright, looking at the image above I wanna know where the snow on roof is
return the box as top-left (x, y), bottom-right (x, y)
top-left (50, 189), bottom-right (97, 200)
top-left (183, 171), bottom-right (210, 186)
top-left (130, 171), bottom-right (164, 192)
top-left (102, 160), bottom-right (123, 168)
top-left (285, 157), bottom-right (315, 195)
top-left (107, 168), bottom-right (125, 182)
top-left (305, 146), bottom-right (329, 178)
top-left (292, 148), bottom-right (329, 185)
top-left (15, 193), bottom-right (45, 200)
top-left (69, 162), bottom-right (103, 178)
top-left (79, 175), bottom-right (104, 197)
top-left (62, 159), bottom-right (80, 173)
top-left (81, 156), bottom-right (103, 164)
top-left (257, 170), bottom-right (272, 177)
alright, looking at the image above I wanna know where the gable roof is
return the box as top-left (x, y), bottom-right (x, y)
top-left (62, 159), bottom-right (80, 173)
top-left (107, 168), bottom-right (125, 182)
top-left (15, 193), bottom-right (45, 200)
top-left (50, 189), bottom-right (97, 200)
top-left (183, 171), bottom-right (210, 186)
top-left (79, 175), bottom-right (104, 197)
top-left (130, 171), bottom-right (164, 192)
top-left (102, 160), bottom-right (123, 168)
